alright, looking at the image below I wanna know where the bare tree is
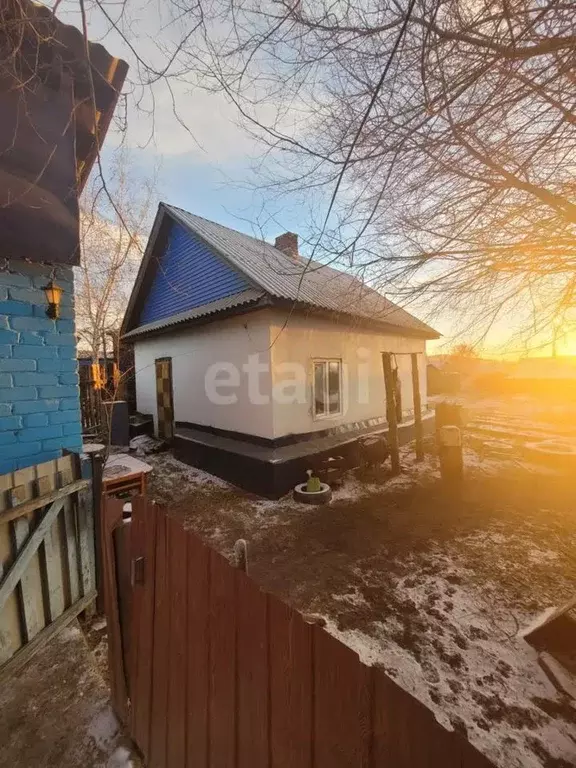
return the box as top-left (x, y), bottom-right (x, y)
top-left (61, 0), bottom-right (576, 348)
top-left (75, 148), bottom-right (156, 361)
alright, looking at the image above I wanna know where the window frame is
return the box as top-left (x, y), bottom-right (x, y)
top-left (312, 358), bottom-right (343, 420)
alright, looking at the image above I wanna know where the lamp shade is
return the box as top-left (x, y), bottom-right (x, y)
top-left (44, 280), bottom-right (63, 306)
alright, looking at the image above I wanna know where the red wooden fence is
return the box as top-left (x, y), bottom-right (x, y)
top-left (105, 497), bottom-right (494, 768)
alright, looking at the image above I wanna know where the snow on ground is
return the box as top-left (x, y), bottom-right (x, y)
top-left (143, 397), bottom-right (576, 768)
top-left (325, 544), bottom-right (576, 768)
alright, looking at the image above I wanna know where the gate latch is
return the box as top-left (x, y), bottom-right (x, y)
top-left (131, 556), bottom-right (145, 586)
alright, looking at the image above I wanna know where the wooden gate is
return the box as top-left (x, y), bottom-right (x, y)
top-left (0, 454), bottom-right (96, 680)
top-left (104, 497), bottom-right (495, 768)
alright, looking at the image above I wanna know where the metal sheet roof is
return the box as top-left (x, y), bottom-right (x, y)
top-left (123, 288), bottom-right (266, 338)
top-left (166, 205), bottom-right (438, 338)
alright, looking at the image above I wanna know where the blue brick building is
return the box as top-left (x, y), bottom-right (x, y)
top-left (0, 261), bottom-right (82, 474)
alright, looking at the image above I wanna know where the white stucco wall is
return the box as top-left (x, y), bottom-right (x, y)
top-left (268, 311), bottom-right (428, 439)
top-left (133, 308), bottom-right (429, 441)
top-left (133, 310), bottom-right (275, 439)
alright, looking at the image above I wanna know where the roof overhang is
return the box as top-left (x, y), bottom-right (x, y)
top-left (122, 290), bottom-right (270, 340)
top-left (0, 1), bottom-right (128, 266)
top-left (270, 299), bottom-right (441, 340)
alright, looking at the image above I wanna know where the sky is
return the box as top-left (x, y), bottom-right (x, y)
top-left (56, 0), bottom-right (308, 236)
top-left (53, 0), bottom-right (572, 359)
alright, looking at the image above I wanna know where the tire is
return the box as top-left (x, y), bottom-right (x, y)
top-left (293, 482), bottom-right (332, 505)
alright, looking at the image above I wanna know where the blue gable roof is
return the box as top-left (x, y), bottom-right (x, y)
top-left (139, 221), bottom-right (251, 326)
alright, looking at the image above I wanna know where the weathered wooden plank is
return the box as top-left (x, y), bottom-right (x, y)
top-left (37, 513), bottom-right (66, 623)
top-left (237, 572), bottom-right (269, 768)
top-left (411, 353), bottom-right (424, 461)
top-left (166, 515), bottom-right (188, 768)
top-left (269, 599), bottom-right (313, 768)
top-left (56, 454), bottom-right (75, 487)
top-left (186, 532), bottom-right (210, 768)
top-left (12, 514), bottom-right (45, 643)
top-left (209, 549), bottom-right (237, 768)
top-left (0, 499), bottom-right (66, 614)
top-left (0, 471), bottom-right (14, 515)
top-left (0, 589), bottom-right (96, 683)
top-left (76, 488), bottom-right (95, 598)
top-left (63, 496), bottom-right (80, 605)
top-left (0, 479), bottom-right (89, 525)
top-left (130, 498), bottom-right (157, 762)
top-left (149, 511), bottom-right (170, 768)
top-left (0, 524), bottom-right (22, 663)
top-left (313, 625), bottom-right (372, 768)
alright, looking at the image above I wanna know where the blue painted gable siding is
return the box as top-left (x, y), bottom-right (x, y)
top-left (139, 222), bottom-right (250, 325)
top-left (0, 260), bottom-right (82, 475)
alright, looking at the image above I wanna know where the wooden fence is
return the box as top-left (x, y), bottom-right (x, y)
top-left (79, 374), bottom-right (103, 440)
top-left (0, 454), bottom-right (96, 680)
top-left (106, 497), bottom-right (494, 768)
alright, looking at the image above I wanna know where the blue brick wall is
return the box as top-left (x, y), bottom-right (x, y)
top-left (0, 261), bottom-right (82, 475)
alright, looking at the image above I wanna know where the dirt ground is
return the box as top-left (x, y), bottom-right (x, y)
top-left (145, 394), bottom-right (576, 768)
top-left (0, 622), bottom-right (139, 768)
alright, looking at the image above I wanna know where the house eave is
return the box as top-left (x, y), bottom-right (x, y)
top-left (122, 293), bottom-right (271, 341)
top-left (270, 299), bottom-right (441, 340)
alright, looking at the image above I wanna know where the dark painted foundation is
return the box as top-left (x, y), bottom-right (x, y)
top-left (173, 414), bottom-right (435, 498)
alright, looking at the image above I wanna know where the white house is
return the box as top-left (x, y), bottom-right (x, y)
top-left (122, 203), bottom-right (439, 495)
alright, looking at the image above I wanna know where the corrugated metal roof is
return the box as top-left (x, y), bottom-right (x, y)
top-left (166, 204), bottom-right (438, 337)
top-left (123, 289), bottom-right (266, 338)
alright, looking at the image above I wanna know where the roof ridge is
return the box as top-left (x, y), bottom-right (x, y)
top-left (164, 202), bottom-right (273, 247)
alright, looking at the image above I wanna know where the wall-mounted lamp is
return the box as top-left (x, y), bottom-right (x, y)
top-left (43, 280), bottom-right (63, 319)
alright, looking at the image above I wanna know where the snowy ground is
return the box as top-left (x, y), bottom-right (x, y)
top-left (144, 397), bottom-right (576, 768)
top-left (0, 623), bottom-right (139, 768)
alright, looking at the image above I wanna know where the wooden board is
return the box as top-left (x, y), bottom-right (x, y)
top-left (269, 599), bottom-right (313, 768)
top-left (0, 455), bottom-right (77, 515)
top-left (372, 671), bottom-right (463, 768)
top-left (148, 512), bottom-right (170, 768)
top-left (129, 497), bottom-right (158, 761)
top-left (313, 626), bottom-right (371, 768)
top-left (166, 515), bottom-right (188, 768)
top-left (0, 523), bottom-right (21, 663)
top-left (237, 573), bottom-right (269, 768)
top-left (186, 533), bottom-right (210, 768)
top-left (208, 549), bottom-right (237, 768)
top-left (12, 514), bottom-right (45, 643)
top-left (63, 495), bottom-right (80, 604)
top-left (37, 513), bottom-right (66, 623)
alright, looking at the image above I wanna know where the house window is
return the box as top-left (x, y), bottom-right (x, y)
top-left (313, 359), bottom-right (342, 418)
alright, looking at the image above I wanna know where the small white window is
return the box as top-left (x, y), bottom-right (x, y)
top-left (313, 359), bottom-right (342, 418)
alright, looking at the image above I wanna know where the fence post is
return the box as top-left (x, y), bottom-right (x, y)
top-left (82, 445), bottom-right (105, 612)
top-left (382, 353), bottom-right (400, 474)
top-left (411, 353), bottom-right (424, 461)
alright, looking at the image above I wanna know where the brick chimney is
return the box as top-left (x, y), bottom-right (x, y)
top-left (274, 232), bottom-right (299, 260)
